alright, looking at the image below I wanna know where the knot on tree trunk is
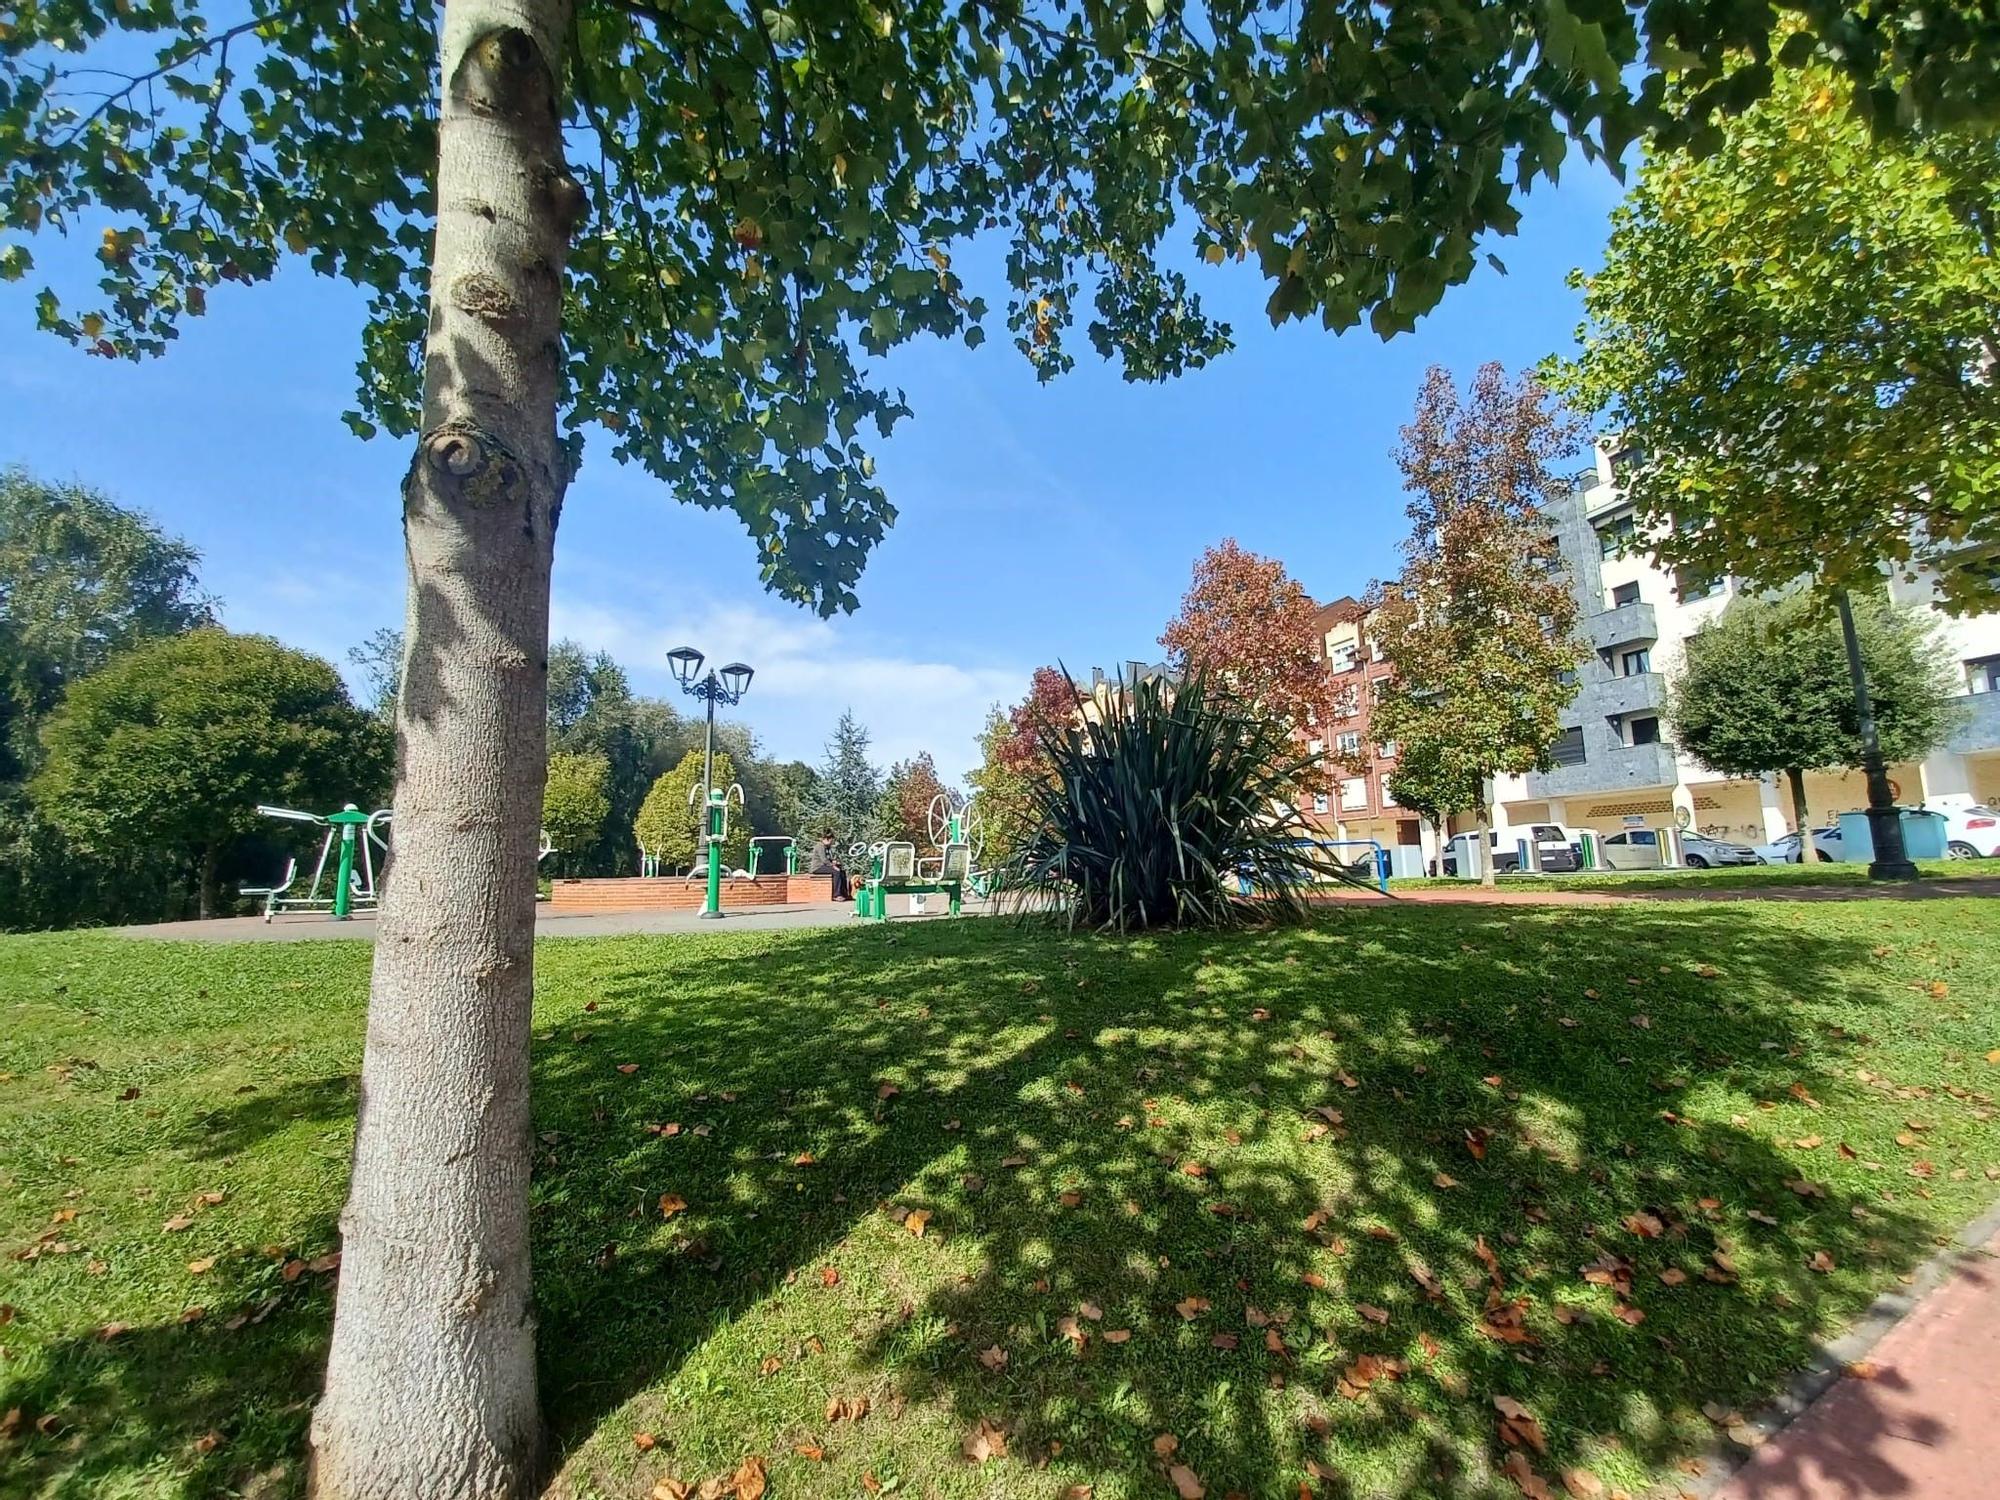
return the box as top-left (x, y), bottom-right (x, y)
top-left (418, 424), bottom-right (523, 509)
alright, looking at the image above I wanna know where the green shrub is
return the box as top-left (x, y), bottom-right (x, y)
top-left (1003, 671), bottom-right (1354, 931)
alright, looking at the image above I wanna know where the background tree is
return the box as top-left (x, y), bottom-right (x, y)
top-left (1382, 737), bottom-right (1485, 866)
top-left (1367, 364), bottom-right (1586, 885)
top-left (1551, 68), bottom-right (2000, 615)
top-left (31, 630), bottom-right (388, 916)
top-left (634, 748), bottom-right (740, 874)
top-left (874, 752), bottom-right (950, 847)
top-left (1, 469), bottom-right (213, 777)
top-left (764, 759), bottom-right (822, 842)
top-left (540, 750), bottom-right (611, 876)
top-left (345, 628), bottom-right (405, 721)
top-left (1161, 541), bottom-right (1337, 765)
top-left (805, 710), bottom-right (882, 854)
top-left (966, 666), bottom-right (1078, 867)
top-left (1670, 591), bottom-right (1962, 859)
top-left (12, 1), bottom-right (1988, 1490)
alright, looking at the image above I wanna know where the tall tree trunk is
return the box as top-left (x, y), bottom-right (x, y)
top-left (197, 843), bottom-right (219, 920)
top-left (1786, 766), bottom-right (1815, 863)
top-left (310, 1), bottom-right (580, 1495)
top-left (1475, 802), bottom-right (1496, 888)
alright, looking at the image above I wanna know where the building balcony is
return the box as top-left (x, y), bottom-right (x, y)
top-left (1947, 691), bottom-right (2000, 755)
top-left (1597, 671), bottom-right (1666, 719)
top-left (1525, 739), bottom-right (1681, 799)
top-left (1584, 601), bottom-right (1657, 652)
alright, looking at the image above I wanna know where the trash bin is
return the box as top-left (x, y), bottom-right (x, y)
top-left (1834, 808), bottom-right (1947, 862)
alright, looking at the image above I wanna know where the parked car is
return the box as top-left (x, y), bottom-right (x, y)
top-left (1939, 803), bottom-right (2000, 858)
top-left (1440, 824), bottom-right (1582, 877)
top-left (1679, 831), bottom-right (1762, 868)
top-left (1597, 829), bottom-right (1664, 869)
top-left (1753, 827), bottom-right (1842, 863)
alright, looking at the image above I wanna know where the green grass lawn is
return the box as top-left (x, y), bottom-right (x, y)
top-left (2, 900), bottom-right (1998, 1500)
top-left (1388, 859), bottom-right (1980, 894)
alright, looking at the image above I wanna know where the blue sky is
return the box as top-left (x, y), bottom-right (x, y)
top-left (1, 164), bottom-right (1621, 783)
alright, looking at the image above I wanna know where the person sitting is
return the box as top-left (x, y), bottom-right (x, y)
top-left (829, 856), bottom-right (851, 902)
top-left (808, 836), bottom-right (835, 875)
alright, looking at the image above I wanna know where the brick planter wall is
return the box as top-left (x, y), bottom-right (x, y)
top-left (549, 876), bottom-right (790, 912)
top-left (786, 873), bottom-right (841, 904)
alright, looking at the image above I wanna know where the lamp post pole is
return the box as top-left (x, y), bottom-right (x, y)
top-left (666, 647), bottom-right (755, 918)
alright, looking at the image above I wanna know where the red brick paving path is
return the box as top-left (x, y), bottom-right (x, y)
top-left (1713, 1229), bottom-right (2000, 1500)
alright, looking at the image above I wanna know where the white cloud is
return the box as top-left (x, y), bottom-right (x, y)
top-left (549, 593), bottom-right (1024, 782)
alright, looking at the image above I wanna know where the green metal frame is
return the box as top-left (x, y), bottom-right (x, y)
top-left (855, 840), bottom-right (969, 921)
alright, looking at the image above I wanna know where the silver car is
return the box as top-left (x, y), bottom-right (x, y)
top-left (1680, 831), bottom-right (1762, 868)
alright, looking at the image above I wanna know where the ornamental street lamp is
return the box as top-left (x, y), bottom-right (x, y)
top-left (667, 645), bottom-right (755, 917)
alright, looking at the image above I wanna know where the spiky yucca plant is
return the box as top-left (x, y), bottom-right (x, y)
top-left (1001, 670), bottom-right (1359, 931)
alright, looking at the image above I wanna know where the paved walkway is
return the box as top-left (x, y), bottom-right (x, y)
top-left (1316, 876), bottom-right (2000, 906)
top-left (1712, 1224), bottom-right (2000, 1500)
top-left (120, 897), bottom-right (993, 942)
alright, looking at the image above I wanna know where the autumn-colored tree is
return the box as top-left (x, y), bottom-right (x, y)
top-left (997, 667), bottom-right (1076, 775)
top-left (1161, 543), bottom-right (1336, 769)
top-left (1367, 364), bottom-right (1586, 886)
top-left (874, 753), bottom-right (951, 847)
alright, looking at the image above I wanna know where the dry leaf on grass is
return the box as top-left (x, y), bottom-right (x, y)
top-left (962, 1418), bottom-right (1008, 1463)
top-left (1167, 1463), bottom-right (1205, 1500)
top-left (1494, 1396), bottom-right (1547, 1453)
top-left (1502, 1450), bottom-right (1553, 1499)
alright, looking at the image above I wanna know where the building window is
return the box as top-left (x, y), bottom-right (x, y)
top-left (1334, 686), bottom-right (1360, 718)
top-left (1621, 648), bottom-right (1652, 677)
top-left (1376, 739), bottom-right (1398, 760)
top-left (1628, 715), bottom-right (1661, 746)
top-left (1368, 636), bottom-right (1384, 662)
top-left (1597, 513), bottom-right (1637, 558)
top-left (1327, 640), bottom-right (1358, 672)
top-left (1558, 667), bottom-right (1579, 688)
top-left (1340, 777), bottom-right (1367, 810)
top-left (1334, 731), bottom-right (1361, 759)
top-left (1313, 792), bottom-right (1330, 814)
top-left (1968, 655), bottom-right (2000, 694)
top-left (1307, 738), bottom-right (1323, 755)
top-left (1550, 727), bottom-right (1587, 767)
top-left (1609, 580), bottom-right (1641, 607)
top-left (1675, 566), bottom-right (1723, 601)
top-left (1380, 779), bottom-right (1398, 808)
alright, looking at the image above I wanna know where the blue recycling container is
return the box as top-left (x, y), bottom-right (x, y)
top-left (1834, 808), bottom-right (1947, 861)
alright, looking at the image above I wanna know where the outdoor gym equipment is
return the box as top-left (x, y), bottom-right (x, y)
top-left (246, 803), bottom-right (391, 921)
top-left (923, 791), bottom-right (985, 876)
top-left (690, 780), bottom-right (745, 918)
top-left (748, 836), bottom-right (795, 877)
top-left (855, 838), bottom-right (969, 920)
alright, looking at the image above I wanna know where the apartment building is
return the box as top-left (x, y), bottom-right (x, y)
top-left (1301, 598), bottom-right (1424, 851)
top-left (1487, 441), bottom-right (2000, 846)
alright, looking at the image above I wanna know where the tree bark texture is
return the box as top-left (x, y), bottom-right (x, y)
top-left (310, 1), bottom-right (580, 1495)
top-left (1786, 766), bottom-right (1815, 863)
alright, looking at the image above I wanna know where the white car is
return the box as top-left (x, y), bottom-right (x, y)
top-left (1939, 804), bottom-right (2000, 858)
top-left (1753, 827), bottom-right (1842, 864)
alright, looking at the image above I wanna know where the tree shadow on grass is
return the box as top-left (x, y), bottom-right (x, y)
top-left (0, 904), bottom-right (1977, 1500)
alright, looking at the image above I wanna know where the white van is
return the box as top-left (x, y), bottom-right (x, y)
top-left (1440, 824), bottom-right (1583, 876)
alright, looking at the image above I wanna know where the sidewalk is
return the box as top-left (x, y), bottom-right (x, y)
top-left (1712, 1223), bottom-right (2000, 1500)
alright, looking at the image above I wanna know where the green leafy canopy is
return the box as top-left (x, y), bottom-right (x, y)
top-left (11, 2), bottom-right (2000, 614)
top-left (1550, 66), bottom-right (2000, 614)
